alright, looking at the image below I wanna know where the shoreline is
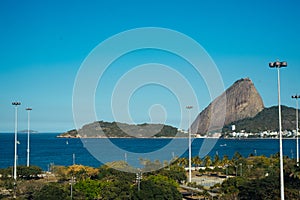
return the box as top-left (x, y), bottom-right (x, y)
top-left (57, 135), bottom-right (299, 140)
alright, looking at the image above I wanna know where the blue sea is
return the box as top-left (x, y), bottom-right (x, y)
top-left (0, 133), bottom-right (299, 171)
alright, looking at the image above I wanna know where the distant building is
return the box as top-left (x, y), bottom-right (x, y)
top-left (231, 125), bottom-right (236, 131)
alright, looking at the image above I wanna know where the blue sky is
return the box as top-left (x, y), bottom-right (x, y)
top-left (0, 0), bottom-right (300, 132)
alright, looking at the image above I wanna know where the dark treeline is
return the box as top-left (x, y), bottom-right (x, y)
top-left (0, 152), bottom-right (300, 199)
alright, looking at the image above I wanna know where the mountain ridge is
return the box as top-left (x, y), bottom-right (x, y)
top-left (222, 105), bottom-right (299, 133)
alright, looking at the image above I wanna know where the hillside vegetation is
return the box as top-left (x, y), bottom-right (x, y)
top-left (59, 121), bottom-right (185, 138)
top-left (223, 105), bottom-right (299, 133)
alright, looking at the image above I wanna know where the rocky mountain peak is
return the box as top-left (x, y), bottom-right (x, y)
top-left (191, 78), bottom-right (264, 135)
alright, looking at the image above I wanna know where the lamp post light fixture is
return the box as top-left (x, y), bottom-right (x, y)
top-left (292, 95), bottom-right (300, 167)
top-left (12, 102), bottom-right (21, 181)
top-left (26, 108), bottom-right (32, 167)
top-left (269, 60), bottom-right (287, 200)
top-left (186, 105), bottom-right (193, 183)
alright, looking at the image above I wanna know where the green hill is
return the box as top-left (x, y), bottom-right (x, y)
top-left (58, 121), bottom-right (186, 138)
top-left (222, 105), bottom-right (299, 133)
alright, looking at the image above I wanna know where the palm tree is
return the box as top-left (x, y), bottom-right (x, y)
top-left (203, 155), bottom-right (212, 168)
top-left (220, 155), bottom-right (231, 167)
top-left (213, 154), bottom-right (220, 167)
top-left (232, 151), bottom-right (243, 162)
top-left (192, 156), bottom-right (202, 168)
top-left (176, 157), bottom-right (188, 167)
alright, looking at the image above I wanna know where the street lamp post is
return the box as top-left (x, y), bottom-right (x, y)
top-left (12, 102), bottom-right (21, 181)
top-left (136, 169), bottom-right (142, 192)
top-left (240, 163), bottom-right (243, 177)
top-left (26, 108), bottom-right (32, 167)
top-left (186, 105), bottom-right (193, 183)
top-left (73, 153), bottom-right (76, 165)
top-left (70, 176), bottom-right (76, 199)
top-left (225, 164), bottom-right (228, 178)
top-left (292, 95), bottom-right (300, 166)
top-left (269, 60), bottom-right (287, 200)
top-left (235, 165), bottom-right (238, 177)
top-left (12, 101), bottom-right (21, 199)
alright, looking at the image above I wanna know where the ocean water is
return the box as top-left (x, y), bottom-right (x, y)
top-left (0, 133), bottom-right (299, 171)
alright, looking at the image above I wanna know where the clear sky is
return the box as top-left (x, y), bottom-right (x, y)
top-left (0, 0), bottom-right (300, 132)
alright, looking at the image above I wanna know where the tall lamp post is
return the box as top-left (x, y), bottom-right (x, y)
top-left (12, 101), bottom-right (21, 199)
top-left (12, 102), bottom-right (21, 181)
top-left (292, 95), bottom-right (300, 166)
top-left (269, 60), bottom-right (287, 200)
top-left (240, 163), bottom-right (243, 177)
top-left (136, 169), bottom-right (142, 192)
top-left (26, 108), bottom-right (32, 167)
top-left (186, 105), bottom-right (193, 183)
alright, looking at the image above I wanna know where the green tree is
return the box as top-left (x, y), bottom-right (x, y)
top-left (33, 183), bottom-right (69, 200)
top-left (238, 175), bottom-right (280, 200)
top-left (17, 165), bottom-right (43, 179)
top-left (100, 180), bottom-right (131, 200)
top-left (74, 179), bottom-right (101, 199)
top-left (74, 178), bottom-right (131, 200)
top-left (131, 174), bottom-right (182, 200)
top-left (221, 177), bottom-right (246, 199)
top-left (158, 165), bottom-right (186, 183)
top-left (98, 165), bottom-right (135, 183)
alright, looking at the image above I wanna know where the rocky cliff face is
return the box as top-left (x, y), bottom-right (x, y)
top-left (191, 78), bottom-right (264, 135)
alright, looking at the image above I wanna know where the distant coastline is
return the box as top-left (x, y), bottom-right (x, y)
top-left (56, 134), bottom-right (298, 140)
top-left (57, 119), bottom-right (300, 140)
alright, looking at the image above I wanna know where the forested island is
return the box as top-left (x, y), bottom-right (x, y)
top-left (58, 121), bottom-right (186, 138)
